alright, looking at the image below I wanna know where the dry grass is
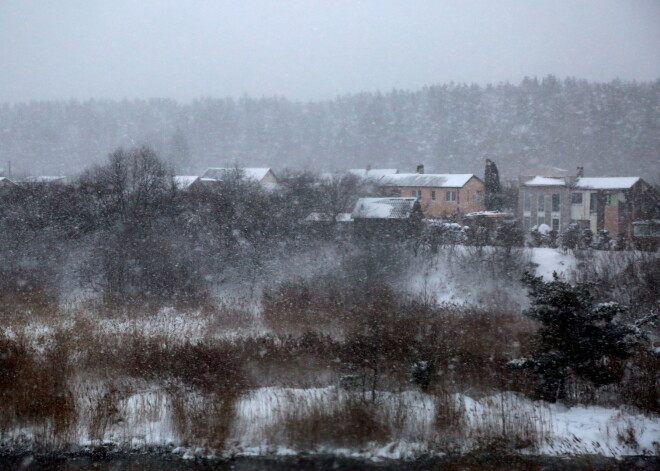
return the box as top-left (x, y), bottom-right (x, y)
top-left (467, 393), bottom-right (549, 453)
top-left (432, 389), bottom-right (468, 452)
top-left (169, 386), bottom-right (240, 450)
top-left (0, 333), bottom-right (77, 445)
top-left (270, 392), bottom-right (391, 450)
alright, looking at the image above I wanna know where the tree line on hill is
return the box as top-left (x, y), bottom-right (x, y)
top-left (1, 76), bottom-right (658, 180)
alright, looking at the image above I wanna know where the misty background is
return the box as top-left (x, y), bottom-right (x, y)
top-left (0, 1), bottom-right (658, 178)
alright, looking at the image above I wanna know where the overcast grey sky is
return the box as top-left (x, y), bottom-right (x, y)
top-left (1, 0), bottom-right (659, 103)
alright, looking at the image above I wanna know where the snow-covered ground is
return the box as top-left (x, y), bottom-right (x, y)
top-left (2, 386), bottom-right (657, 459)
top-left (529, 247), bottom-right (577, 280)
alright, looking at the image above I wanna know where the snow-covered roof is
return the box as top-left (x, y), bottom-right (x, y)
top-left (21, 176), bottom-right (67, 183)
top-left (522, 166), bottom-right (570, 177)
top-left (352, 197), bottom-right (420, 219)
top-left (348, 168), bottom-right (399, 179)
top-left (523, 176), bottom-right (567, 187)
top-left (201, 167), bottom-right (273, 182)
top-left (173, 175), bottom-right (199, 189)
top-left (574, 177), bottom-right (640, 190)
top-left (464, 210), bottom-right (513, 218)
top-left (380, 173), bottom-right (475, 188)
top-left (0, 177), bottom-right (17, 184)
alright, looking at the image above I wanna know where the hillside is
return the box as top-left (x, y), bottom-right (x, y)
top-left (1, 77), bottom-right (658, 179)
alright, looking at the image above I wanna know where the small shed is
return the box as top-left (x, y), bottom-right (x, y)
top-left (351, 197), bottom-right (423, 240)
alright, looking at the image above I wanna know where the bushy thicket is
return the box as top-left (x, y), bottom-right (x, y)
top-left (0, 146), bottom-right (354, 311)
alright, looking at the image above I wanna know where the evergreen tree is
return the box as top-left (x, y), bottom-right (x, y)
top-left (484, 159), bottom-right (502, 211)
top-left (513, 273), bottom-right (634, 402)
top-left (560, 223), bottom-right (580, 250)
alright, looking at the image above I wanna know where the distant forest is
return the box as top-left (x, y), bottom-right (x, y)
top-left (1, 76), bottom-right (658, 181)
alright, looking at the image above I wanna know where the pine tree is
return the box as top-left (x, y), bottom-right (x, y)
top-left (484, 159), bottom-right (502, 211)
top-left (513, 273), bottom-right (634, 402)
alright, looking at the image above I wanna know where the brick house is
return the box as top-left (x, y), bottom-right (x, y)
top-left (379, 170), bottom-right (485, 219)
top-left (570, 177), bottom-right (657, 237)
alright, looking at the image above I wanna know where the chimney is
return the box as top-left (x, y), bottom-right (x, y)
top-left (416, 164), bottom-right (424, 174)
top-left (576, 166), bottom-right (584, 178)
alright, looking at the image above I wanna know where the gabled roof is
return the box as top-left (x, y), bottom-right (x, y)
top-left (348, 168), bottom-right (399, 179)
top-left (352, 197), bottom-right (420, 219)
top-left (201, 167), bottom-right (273, 181)
top-left (522, 176), bottom-right (567, 187)
top-left (173, 175), bottom-right (200, 190)
top-left (0, 177), bottom-right (18, 185)
top-left (574, 177), bottom-right (641, 190)
top-left (380, 173), bottom-right (476, 188)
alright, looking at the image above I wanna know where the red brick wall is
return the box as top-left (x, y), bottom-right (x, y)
top-left (395, 177), bottom-right (485, 218)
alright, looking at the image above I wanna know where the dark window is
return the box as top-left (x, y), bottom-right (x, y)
top-left (523, 192), bottom-right (531, 211)
top-left (537, 194), bottom-right (545, 212)
top-left (552, 218), bottom-right (560, 231)
top-left (590, 193), bottom-right (598, 214)
top-left (411, 190), bottom-right (422, 200)
top-left (431, 190), bottom-right (436, 201)
top-left (445, 190), bottom-right (456, 202)
top-left (552, 193), bottom-right (560, 212)
top-left (571, 192), bottom-right (583, 204)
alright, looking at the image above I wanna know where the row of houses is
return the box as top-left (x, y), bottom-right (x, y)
top-left (2, 163), bottom-right (657, 241)
top-left (334, 165), bottom-right (658, 242)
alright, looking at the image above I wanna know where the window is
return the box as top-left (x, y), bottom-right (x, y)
top-left (552, 217), bottom-right (560, 231)
top-left (537, 194), bottom-right (545, 212)
top-left (552, 193), bottom-right (560, 212)
top-left (607, 193), bottom-right (618, 206)
top-left (523, 192), bottom-right (531, 211)
top-left (474, 191), bottom-right (483, 202)
top-left (445, 190), bottom-right (457, 202)
top-left (523, 216), bottom-right (531, 230)
top-left (431, 190), bottom-right (436, 201)
top-left (411, 190), bottom-right (422, 200)
top-left (537, 216), bottom-right (545, 227)
top-left (589, 193), bottom-right (598, 215)
top-left (571, 192), bottom-right (583, 204)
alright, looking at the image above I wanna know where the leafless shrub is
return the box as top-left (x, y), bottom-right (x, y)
top-left (571, 251), bottom-right (659, 320)
top-left (0, 266), bottom-right (59, 318)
